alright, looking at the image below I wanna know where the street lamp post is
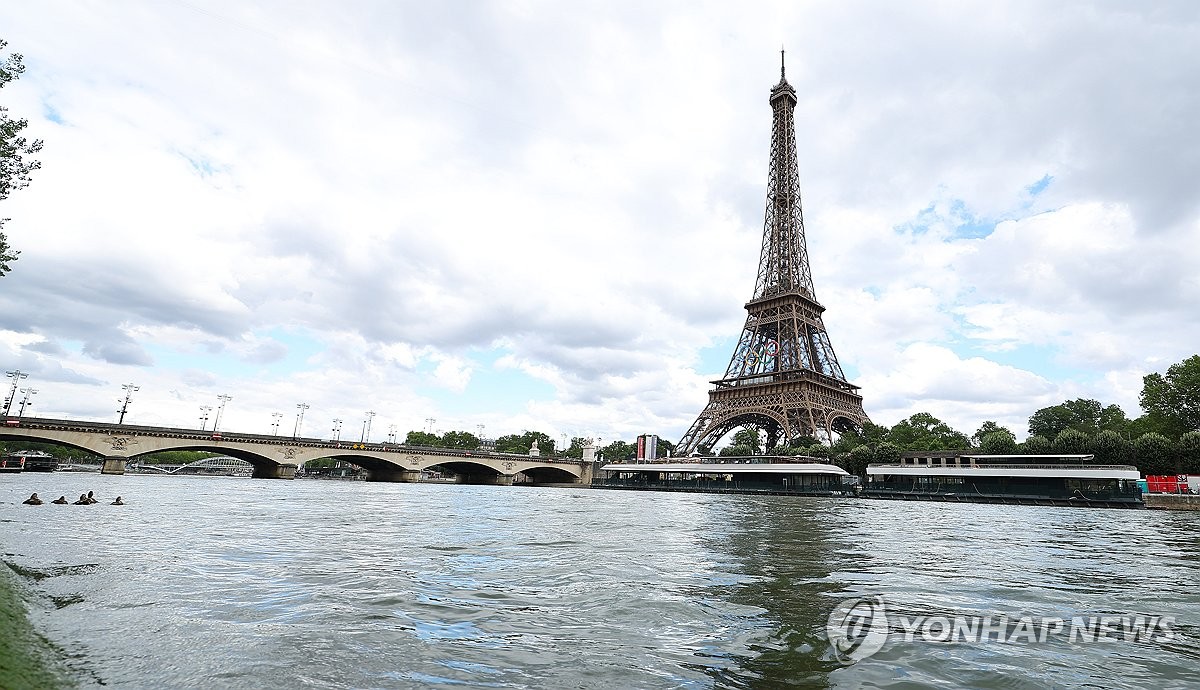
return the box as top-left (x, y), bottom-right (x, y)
top-left (199, 405), bottom-right (212, 430)
top-left (293, 403), bottom-right (309, 438)
top-left (117, 383), bottom-right (139, 424)
top-left (213, 394), bottom-right (232, 432)
top-left (17, 388), bottom-right (37, 418)
top-left (271, 412), bottom-right (283, 435)
top-left (361, 411), bottom-right (376, 443)
top-left (332, 418), bottom-right (343, 441)
top-left (4, 370), bottom-right (28, 417)
top-left (425, 417), bottom-right (436, 433)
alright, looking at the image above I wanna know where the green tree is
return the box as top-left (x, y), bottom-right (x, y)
top-left (972, 421), bottom-right (1010, 446)
top-left (875, 441), bottom-right (902, 464)
top-left (600, 440), bottom-right (634, 463)
top-left (1177, 430), bottom-right (1200, 475)
top-left (831, 422), bottom-right (889, 454)
top-left (1052, 428), bottom-right (1091, 455)
top-left (1133, 432), bottom-right (1177, 476)
top-left (719, 443), bottom-right (754, 457)
top-left (1098, 404), bottom-right (1130, 434)
top-left (494, 430), bottom-right (554, 455)
top-left (1126, 411), bottom-right (1184, 439)
top-left (1140, 355), bottom-right (1200, 436)
top-left (731, 427), bottom-right (762, 455)
top-left (804, 443), bottom-right (832, 460)
top-left (979, 430), bottom-right (1018, 455)
top-left (1029, 399), bottom-right (1097, 438)
top-left (404, 430), bottom-right (441, 447)
top-left (888, 413), bottom-right (970, 451)
top-left (845, 445), bottom-right (874, 476)
top-left (1089, 429), bottom-right (1132, 466)
top-left (1, 39), bottom-right (44, 276)
top-left (440, 430), bottom-right (480, 449)
top-left (1021, 434), bottom-right (1051, 455)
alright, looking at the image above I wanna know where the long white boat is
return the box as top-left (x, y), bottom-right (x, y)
top-left (864, 453), bottom-right (1143, 508)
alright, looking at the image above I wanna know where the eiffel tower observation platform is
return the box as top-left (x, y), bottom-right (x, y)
top-left (676, 54), bottom-right (869, 455)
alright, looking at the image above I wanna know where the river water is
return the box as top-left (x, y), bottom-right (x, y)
top-left (2, 474), bottom-right (1199, 689)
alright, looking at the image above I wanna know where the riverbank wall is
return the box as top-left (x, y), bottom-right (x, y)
top-left (1145, 494), bottom-right (1200, 511)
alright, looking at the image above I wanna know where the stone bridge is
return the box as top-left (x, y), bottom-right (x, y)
top-left (2, 417), bottom-right (593, 484)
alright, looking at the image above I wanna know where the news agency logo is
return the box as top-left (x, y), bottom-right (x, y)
top-left (826, 597), bottom-right (1175, 665)
top-left (826, 596), bottom-right (889, 663)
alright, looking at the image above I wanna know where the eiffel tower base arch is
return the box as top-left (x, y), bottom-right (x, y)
top-left (676, 376), bottom-right (869, 455)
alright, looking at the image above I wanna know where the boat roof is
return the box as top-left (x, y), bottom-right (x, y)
top-left (602, 461), bottom-right (849, 476)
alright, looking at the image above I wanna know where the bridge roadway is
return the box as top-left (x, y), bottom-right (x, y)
top-left (2, 417), bottom-right (593, 484)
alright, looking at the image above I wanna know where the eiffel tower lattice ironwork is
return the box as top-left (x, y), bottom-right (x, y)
top-left (676, 54), bottom-right (869, 454)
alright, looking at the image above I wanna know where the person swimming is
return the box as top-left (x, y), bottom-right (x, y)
top-left (73, 493), bottom-right (90, 505)
top-left (111, 496), bottom-right (124, 505)
top-left (86, 490), bottom-right (98, 504)
top-left (51, 495), bottom-right (68, 504)
top-left (22, 493), bottom-right (43, 505)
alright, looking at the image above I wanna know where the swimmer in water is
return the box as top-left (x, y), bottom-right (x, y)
top-left (111, 496), bottom-right (124, 505)
top-left (22, 493), bottom-right (43, 505)
top-left (51, 495), bottom-right (68, 504)
top-left (86, 490), bottom-right (98, 504)
top-left (73, 493), bottom-right (90, 505)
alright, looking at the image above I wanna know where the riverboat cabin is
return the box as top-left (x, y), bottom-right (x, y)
top-left (864, 453), bottom-right (1143, 508)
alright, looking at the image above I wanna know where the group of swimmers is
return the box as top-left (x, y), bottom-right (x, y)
top-left (21, 490), bottom-right (124, 505)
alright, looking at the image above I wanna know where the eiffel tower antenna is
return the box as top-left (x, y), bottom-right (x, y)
top-left (676, 55), bottom-right (870, 454)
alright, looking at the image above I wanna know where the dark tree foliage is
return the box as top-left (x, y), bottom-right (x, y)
top-left (1089, 429), bottom-right (1132, 466)
top-left (404, 430), bottom-right (441, 447)
top-left (832, 422), bottom-right (890, 454)
top-left (1021, 435), bottom-right (1051, 455)
top-left (1133, 432), bottom-right (1177, 476)
top-left (844, 445), bottom-right (874, 476)
top-left (719, 443), bottom-right (754, 457)
top-left (972, 421), bottom-right (1011, 445)
top-left (1, 39), bottom-right (44, 276)
top-left (1140, 355), bottom-right (1200, 436)
top-left (1028, 399), bottom-right (1128, 439)
top-left (1178, 431), bottom-right (1200, 475)
top-left (600, 440), bottom-right (634, 462)
top-left (731, 427), bottom-right (762, 454)
top-left (875, 442), bottom-right (902, 464)
top-left (979, 430), bottom-right (1018, 455)
top-left (1052, 428), bottom-right (1091, 455)
top-left (887, 413), bottom-right (971, 451)
top-left (439, 430), bottom-right (480, 449)
top-left (494, 430), bottom-right (554, 455)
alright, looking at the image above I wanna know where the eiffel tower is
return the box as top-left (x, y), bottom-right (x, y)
top-left (676, 53), bottom-right (869, 455)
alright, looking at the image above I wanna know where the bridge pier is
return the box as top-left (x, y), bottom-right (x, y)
top-left (252, 464), bottom-right (297, 479)
top-left (456, 473), bottom-right (515, 486)
top-left (365, 467), bottom-right (422, 482)
top-left (101, 457), bottom-right (127, 475)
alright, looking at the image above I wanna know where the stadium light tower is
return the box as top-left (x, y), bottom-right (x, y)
top-left (4, 370), bottom-right (29, 417)
top-left (117, 383), bottom-right (139, 424)
top-left (17, 388), bottom-right (37, 417)
top-left (213, 394), bottom-right (232, 432)
top-left (293, 403), bottom-right (310, 438)
top-left (361, 410), bottom-right (376, 443)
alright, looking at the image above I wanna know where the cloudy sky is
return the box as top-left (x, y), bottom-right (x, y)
top-left (2, 1), bottom-right (1198, 446)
